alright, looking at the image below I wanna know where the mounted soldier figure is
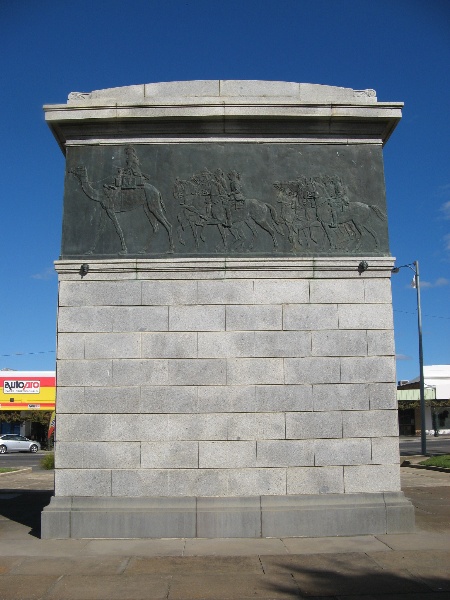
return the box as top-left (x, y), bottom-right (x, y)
top-left (70, 145), bottom-right (174, 254)
top-left (115, 146), bottom-right (149, 190)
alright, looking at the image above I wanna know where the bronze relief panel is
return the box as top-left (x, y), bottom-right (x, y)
top-left (62, 143), bottom-right (390, 258)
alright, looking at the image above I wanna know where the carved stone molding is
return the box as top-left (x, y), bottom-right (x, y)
top-left (354, 89), bottom-right (377, 98)
top-left (67, 92), bottom-right (91, 101)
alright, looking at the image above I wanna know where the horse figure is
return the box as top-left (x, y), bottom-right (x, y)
top-left (227, 198), bottom-right (283, 250)
top-left (276, 188), bottom-right (331, 251)
top-left (294, 201), bottom-right (333, 249)
top-left (177, 193), bottom-right (229, 249)
top-left (177, 193), bottom-right (282, 251)
top-left (316, 199), bottom-right (386, 250)
top-left (70, 166), bottom-right (174, 254)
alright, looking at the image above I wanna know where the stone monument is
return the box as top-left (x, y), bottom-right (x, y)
top-left (41, 81), bottom-right (414, 538)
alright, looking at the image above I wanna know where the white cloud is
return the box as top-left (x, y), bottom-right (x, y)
top-left (396, 354), bottom-right (412, 361)
top-left (31, 267), bottom-right (56, 280)
top-left (437, 183), bottom-right (450, 199)
top-left (439, 201), bottom-right (450, 255)
top-left (445, 234), bottom-right (450, 251)
top-left (417, 277), bottom-right (449, 289)
top-left (441, 201), bottom-right (450, 219)
top-left (435, 277), bottom-right (450, 287)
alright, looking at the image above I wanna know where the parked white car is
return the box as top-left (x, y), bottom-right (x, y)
top-left (0, 434), bottom-right (40, 454)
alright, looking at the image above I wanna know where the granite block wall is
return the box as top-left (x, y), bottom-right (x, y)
top-left (54, 258), bottom-right (400, 498)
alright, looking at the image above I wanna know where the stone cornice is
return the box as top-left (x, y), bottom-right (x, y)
top-left (44, 81), bottom-right (402, 153)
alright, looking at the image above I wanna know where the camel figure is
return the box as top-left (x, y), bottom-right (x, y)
top-left (70, 166), bottom-right (174, 254)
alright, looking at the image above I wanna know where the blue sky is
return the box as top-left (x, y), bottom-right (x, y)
top-left (1, 0), bottom-right (449, 382)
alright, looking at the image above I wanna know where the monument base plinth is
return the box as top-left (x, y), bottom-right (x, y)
top-left (43, 81), bottom-right (408, 543)
top-left (41, 492), bottom-right (414, 539)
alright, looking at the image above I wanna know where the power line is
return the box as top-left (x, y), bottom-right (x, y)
top-left (2, 310), bottom-right (450, 358)
top-left (0, 350), bottom-right (55, 358)
top-left (394, 309), bottom-right (450, 320)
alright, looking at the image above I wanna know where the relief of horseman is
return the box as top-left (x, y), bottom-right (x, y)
top-left (209, 170), bottom-right (232, 228)
top-left (228, 170), bottom-right (245, 210)
top-left (176, 168), bottom-right (282, 250)
top-left (175, 175), bottom-right (211, 248)
top-left (173, 176), bottom-right (187, 201)
top-left (196, 170), bottom-right (232, 248)
top-left (294, 178), bottom-right (328, 249)
top-left (224, 171), bottom-right (282, 250)
top-left (175, 169), bottom-right (229, 249)
top-left (275, 179), bottom-right (324, 250)
top-left (297, 193), bottom-right (322, 248)
top-left (317, 175), bottom-right (347, 229)
top-left (314, 175), bottom-right (386, 250)
top-left (274, 183), bottom-right (299, 247)
top-left (330, 176), bottom-right (351, 236)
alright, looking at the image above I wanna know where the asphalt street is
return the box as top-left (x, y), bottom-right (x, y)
top-left (0, 452), bottom-right (44, 470)
top-left (400, 435), bottom-right (450, 456)
top-left (0, 435), bottom-right (449, 473)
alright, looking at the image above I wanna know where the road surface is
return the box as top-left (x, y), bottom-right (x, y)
top-left (400, 435), bottom-right (450, 456)
top-left (0, 452), bottom-right (45, 470)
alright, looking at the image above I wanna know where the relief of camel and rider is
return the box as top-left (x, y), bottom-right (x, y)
top-left (68, 145), bottom-right (387, 256)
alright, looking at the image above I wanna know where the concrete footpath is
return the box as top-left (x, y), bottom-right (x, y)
top-left (0, 463), bottom-right (449, 600)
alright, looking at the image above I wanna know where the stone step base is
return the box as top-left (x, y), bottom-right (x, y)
top-left (41, 492), bottom-right (414, 539)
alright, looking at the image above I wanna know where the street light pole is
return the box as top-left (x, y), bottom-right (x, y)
top-left (392, 260), bottom-right (426, 455)
top-left (414, 261), bottom-right (427, 455)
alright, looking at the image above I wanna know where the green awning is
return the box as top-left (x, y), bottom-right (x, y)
top-left (397, 388), bottom-right (436, 401)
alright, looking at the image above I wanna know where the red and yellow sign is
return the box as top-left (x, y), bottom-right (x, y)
top-left (0, 371), bottom-right (55, 411)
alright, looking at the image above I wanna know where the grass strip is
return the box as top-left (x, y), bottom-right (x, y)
top-left (420, 454), bottom-right (450, 468)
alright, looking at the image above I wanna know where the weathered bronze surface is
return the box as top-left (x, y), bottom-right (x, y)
top-left (61, 143), bottom-right (389, 258)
